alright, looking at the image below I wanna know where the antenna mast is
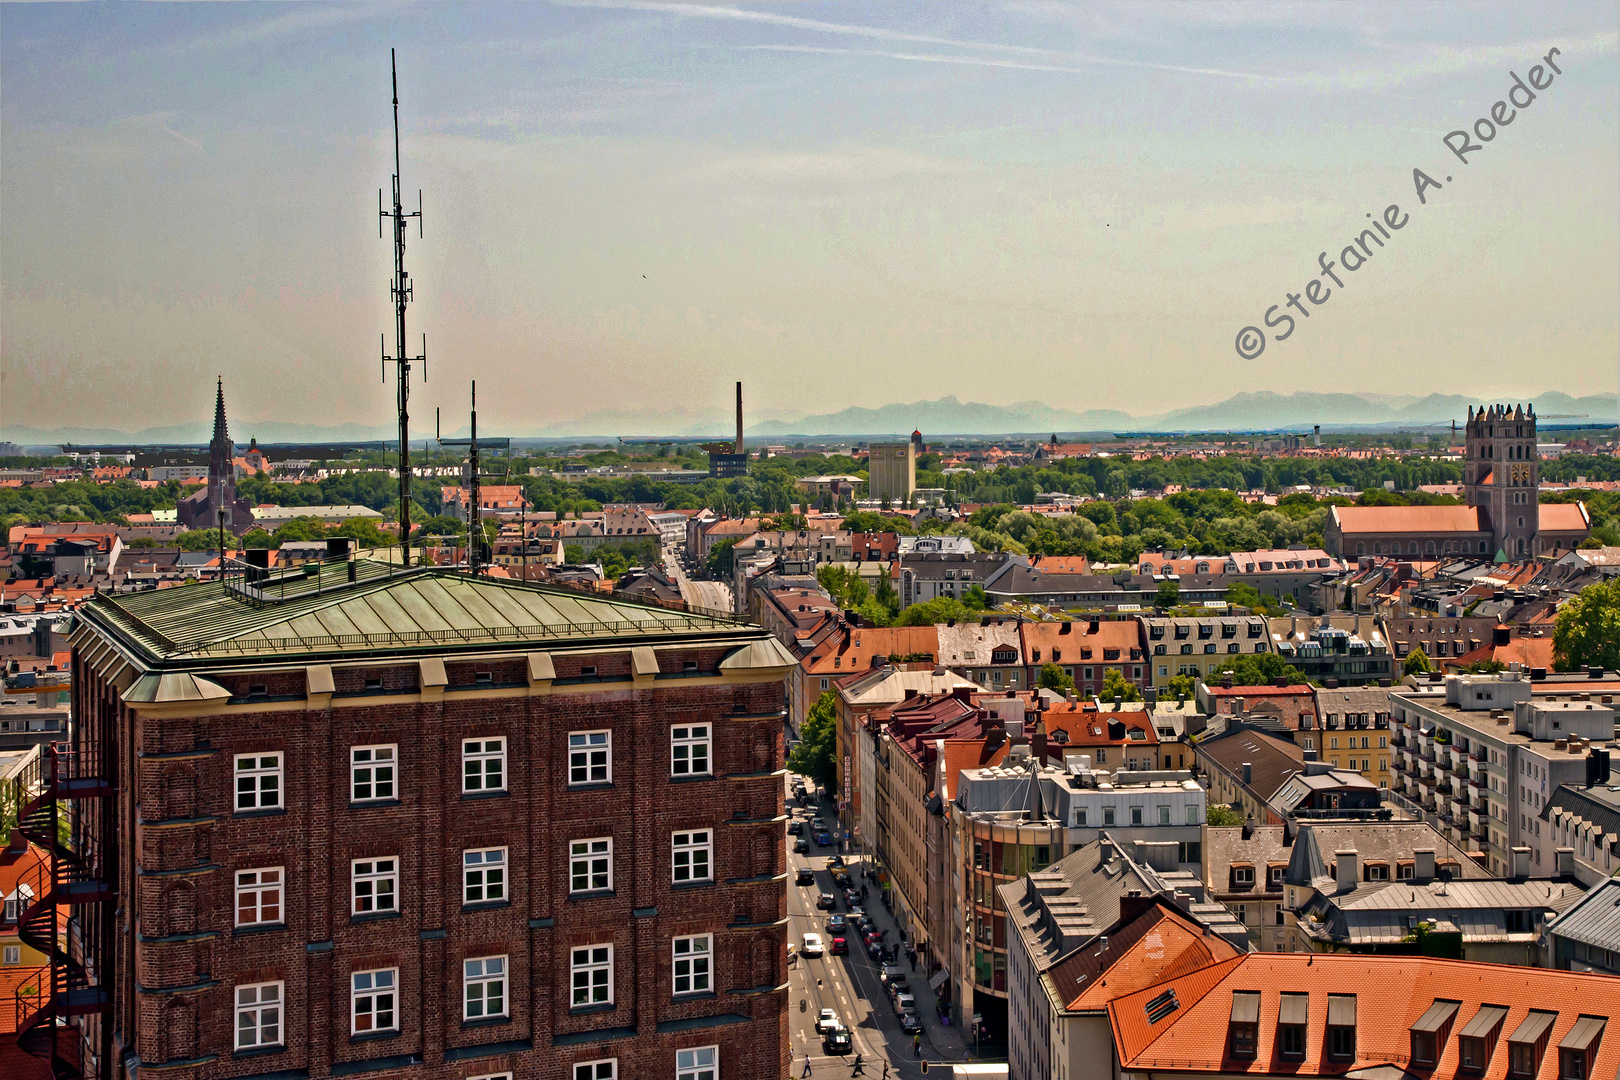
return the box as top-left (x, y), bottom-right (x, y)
top-left (437, 382), bottom-right (510, 576)
top-left (380, 48), bottom-right (426, 565)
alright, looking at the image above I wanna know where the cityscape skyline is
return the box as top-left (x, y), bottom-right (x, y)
top-left (2, 1), bottom-right (1617, 435)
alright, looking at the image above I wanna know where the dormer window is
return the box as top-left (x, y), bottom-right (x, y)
top-left (1458, 1005), bottom-right (1509, 1073)
top-left (1231, 865), bottom-right (1254, 888)
top-left (1508, 1011), bottom-right (1557, 1078)
top-left (1559, 1017), bottom-right (1606, 1080)
top-left (1327, 994), bottom-right (1357, 1060)
top-left (1279, 993), bottom-right (1309, 1058)
top-left (1411, 1000), bottom-right (1460, 1066)
top-left (1230, 991), bottom-right (1260, 1059)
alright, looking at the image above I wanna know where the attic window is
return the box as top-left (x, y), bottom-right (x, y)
top-left (1508, 1011), bottom-right (1557, 1078)
top-left (1279, 993), bottom-right (1309, 1058)
top-left (580, 665), bottom-right (597, 677)
top-left (1411, 1000), bottom-right (1460, 1065)
top-left (1559, 1017), bottom-right (1606, 1080)
top-left (1327, 994), bottom-right (1357, 1060)
top-left (247, 683), bottom-right (268, 700)
top-left (1145, 988), bottom-right (1180, 1024)
top-left (475, 671), bottom-right (493, 686)
top-left (1458, 1005), bottom-right (1510, 1073)
top-left (364, 677), bottom-right (383, 691)
top-left (1230, 991), bottom-right (1260, 1058)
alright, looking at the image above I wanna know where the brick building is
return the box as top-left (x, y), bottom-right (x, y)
top-left (43, 556), bottom-right (795, 1080)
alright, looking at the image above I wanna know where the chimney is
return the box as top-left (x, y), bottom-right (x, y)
top-left (1555, 847), bottom-right (1574, 877)
top-left (735, 381), bottom-right (744, 454)
top-left (1032, 716), bottom-right (1048, 764)
top-left (1119, 891), bottom-right (1159, 927)
top-left (1414, 848), bottom-right (1435, 882)
top-left (1335, 850), bottom-right (1358, 892)
top-left (1242, 762), bottom-right (1252, 786)
top-left (1493, 624), bottom-right (1511, 647)
top-left (1509, 846), bottom-right (1530, 879)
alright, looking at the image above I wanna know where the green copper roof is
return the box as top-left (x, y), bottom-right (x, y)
top-left (83, 559), bottom-right (757, 665)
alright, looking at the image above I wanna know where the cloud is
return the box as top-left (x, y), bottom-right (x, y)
top-left (740, 42), bottom-right (1276, 81)
top-left (564, 0), bottom-right (1275, 80)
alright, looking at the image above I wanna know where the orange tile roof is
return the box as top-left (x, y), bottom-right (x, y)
top-left (1540, 502), bottom-right (1592, 532)
top-left (1109, 953), bottom-right (1620, 1080)
top-left (1060, 902), bottom-right (1244, 1012)
top-left (938, 737), bottom-right (1012, 799)
top-left (801, 625), bottom-right (941, 675)
top-left (1332, 505), bottom-right (1488, 535)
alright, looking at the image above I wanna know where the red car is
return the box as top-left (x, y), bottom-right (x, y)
top-left (829, 936), bottom-right (848, 955)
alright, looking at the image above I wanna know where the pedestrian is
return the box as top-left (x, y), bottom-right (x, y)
top-left (852, 1052), bottom-right (865, 1076)
top-left (881, 1064), bottom-right (890, 1080)
top-left (802, 1054), bottom-right (813, 1078)
top-left (914, 1033), bottom-right (922, 1057)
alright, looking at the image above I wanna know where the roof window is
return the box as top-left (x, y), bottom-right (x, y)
top-left (1457, 1004), bottom-right (1509, 1073)
top-left (1507, 1010), bottom-right (1557, 1079)
top-left (1279, 993), bottom-right (1309, 1058)
top-left (1411, 1000), bottom-right (1461, 1066)
top-left (1230, 991), bottom-right (1260, 1059)
top-left (1327, 994), bottom-right (1357, 1060)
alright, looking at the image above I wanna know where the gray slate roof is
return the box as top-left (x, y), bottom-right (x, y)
top-left (1546, 876), bottom-right (1620, 950)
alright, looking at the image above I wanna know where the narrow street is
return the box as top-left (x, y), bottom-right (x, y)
top-left (784, 775), bottom-right (977, 1078)
top-left (664, 542), bottom-right (735, 614)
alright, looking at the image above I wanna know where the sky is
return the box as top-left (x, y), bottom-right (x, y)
top-left (2, 1), bottom-right (1617, 437)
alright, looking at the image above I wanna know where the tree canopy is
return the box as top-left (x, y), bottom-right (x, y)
top-left (1210, 652), bottom-right (1310, 687)
top-left (787, 691), bottom-right (838, 789)
top-left (1554, 577), bottom-right (1620, 673)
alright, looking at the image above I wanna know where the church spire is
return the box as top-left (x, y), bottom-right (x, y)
top-left (213, 376), bottom-right (231, 448)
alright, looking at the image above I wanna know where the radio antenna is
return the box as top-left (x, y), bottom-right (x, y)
top-left (379, 48), bottom-right (426, 565)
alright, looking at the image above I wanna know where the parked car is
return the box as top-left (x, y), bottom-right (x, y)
top-left (829, 936), bottom-right (848, 956)
top-left (796, 868), bottom-right (815, 886)
top-left (843, 888), bottom-right (861, 908)
top-left (886, 975), bottom-right (911, 997)
top-left (848, 908), bottom-right (868, 929)
top-left (832, 870), bottom-right (853, 888)
top-left (811, 817), bottom-right (826, 831)
top-left (817, 892), bottom-right (836, 910)
top-left (899, 1011), bottom-right (923, 1035)
top-left (815, 832), bottom-right (833, 847)
top-left (829, 854), bottom-right (847, 869)
top-left (801, 933), bottom-right (824, 958)
top-left (823, 1026), bottom-right (853, 1055)
top-left (787, 821), bottom-right (804, 836)
top-left (893, 992), bottom-right (917, 1014)
top-left (866, 937), bottom-right (885, 960)
top-left (826, 914), bottom-right (848, 934)
top-left (793, 838), bottom-right (809, 855)
top-left (815, 1009), bottom-right (840, 1035)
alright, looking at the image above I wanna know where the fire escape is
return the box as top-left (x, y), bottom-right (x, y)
top-left (12, 743), bottom-right (112, 1080)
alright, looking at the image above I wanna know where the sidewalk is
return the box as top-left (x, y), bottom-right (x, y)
top-left (842, 853), bottom-right (975, 1067)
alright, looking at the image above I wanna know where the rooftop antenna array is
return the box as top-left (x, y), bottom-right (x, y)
top-left (379, 48), bottom-right (427, 564)
top-left (437, 383), bottom-right (511, 576)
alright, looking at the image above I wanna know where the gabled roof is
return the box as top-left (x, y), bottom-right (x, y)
top-left (76, 560), bottom-right (764, 666)
top-left (1331, 505), bottom-right (1489, 535)
top-left (1540, 502), bottom-right (1592, 532)
top-left (1195, 726), bottom-right (1303, 799)
top-left (1547, 876), bottom-right (1620, 950)
top-left (1055, 901), bottom-right (1244, 1013)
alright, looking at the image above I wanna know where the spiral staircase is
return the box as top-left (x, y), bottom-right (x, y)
top-left (11, 744), bottom-right (111, 1080)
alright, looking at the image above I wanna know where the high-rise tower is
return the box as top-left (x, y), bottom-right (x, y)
top-left (1464, 403), bottom-right (1539, 559)
top-left (206, 376), bottom-right (239, 531)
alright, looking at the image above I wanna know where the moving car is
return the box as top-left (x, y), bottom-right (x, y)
top-left (829, 936), bottom-right (848, 955)
top-left (865, 937), bottom-right (885, 960)
top-left (817, 892), bottom-right (836, 910)
top-left (801, 933), bottom-right (824, 958)
top-left (793, 838), bottom-right (809, 855)
top-left (815, 1008), bottom-right (840, 1035)
top-left (832, 870), bottom-right (853, 889)
top-left (829, 855), bottom-right (847, 869)
top-left (811, 817), bottom-right (826, 831)
top-left (826, 914), bottom-right (848, 934)
top-left (899, 1011), bottom-right (923, 1036)
top-left (823, 1026), bottom-right (853, 1055)
top-left (787, 821), bottom-right (804, 836)
top-left (796, 868), bottom-right (815, 886)
top-left (815, 832), bottom-right (833, 847)
top-left (893, 992), bottom-right (917, 1014)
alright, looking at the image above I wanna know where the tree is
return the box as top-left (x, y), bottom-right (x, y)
top-left (1554, 577), bottom-right (1620, 672)
top-left (1167, 673), bottom-right (1197, 700)
top-left (1037, 663), bottom-right (1075, 692)
top-left (1210, 652), bottom-right (1309, 687)
top-left (1100, 667), bottom-right (1143, 703)
top-left (705, 538), bottom-right (738, 577)
top-left (1154, 580), bottom-right (1180, 611)
top-left (962, 584), bottom-right (990, 610)
top-left (564, 544), bottom-right (586, 564)
top-left (787, 691), bottom-right (839, 789)
top-left (895, 596), bottom-right (977, 627)
top-left (1403, 647), bottom-right (1433, 677)
top-left (1207, 805), bottom-right (1245, 827)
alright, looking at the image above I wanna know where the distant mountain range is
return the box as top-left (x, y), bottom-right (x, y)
top-left (4, 390), bottom-right (1613, 447)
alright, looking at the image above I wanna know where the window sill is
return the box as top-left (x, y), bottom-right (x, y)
top-left (350, 910), bottom-right (403, 925)
top-left (232, 1044), bottom-right (286, 1059)
top-left (673, 990), bottom-right (717, 1002)
top-left (460, 790), bottom-right (510, 801)
top-left (349, 1030), bottom-right (401, 1044)
top-left (349, 798), bottom-right (402, 810)
top-left (567, 889), bottom-right (616, 902)
top-left (232, 922), bottom-right (287, 937)
top-left (566, 781), bottom-right (614, 793)
top-left (460, 1015), bottom-right (513, 1030)
top-left (569, 1002), bottom-right (616, 1015)
top-left (669, 774), bottom-right (715, 784)
top-left (233, 808), bottom-right (287, 819)
top-left (461, 900), bottom-right (511, 913)
top-left (671, 880), bottom-right (715, 891)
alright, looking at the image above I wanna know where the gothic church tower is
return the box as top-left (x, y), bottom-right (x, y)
top-left (1464, 403), bottom-right (1539, 559)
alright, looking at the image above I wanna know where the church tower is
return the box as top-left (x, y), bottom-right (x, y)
top-left (206, 377), bottom-right (239, 532)
top-left (1464, 403), bottom-right (1539, 559)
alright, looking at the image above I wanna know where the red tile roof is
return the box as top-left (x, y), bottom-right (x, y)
top-left (1540, 502), bottom-right (1592, 532)
top-left (1332, 505), bottom-right (1488, 535)
top-left (1109, 953), bottom-right (1620, 1080)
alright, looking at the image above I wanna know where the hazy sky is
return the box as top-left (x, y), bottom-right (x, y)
top-left (3, 1), bottom-right (1617, 436)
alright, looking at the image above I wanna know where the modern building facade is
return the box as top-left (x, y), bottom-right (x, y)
top-left (46, 555), bottom-right (796, 1080)
top-left (865, 442), bottom-right (916, 504)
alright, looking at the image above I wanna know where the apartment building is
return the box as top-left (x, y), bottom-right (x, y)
top-left (1142, 615), bottom-right (1270, 689)
top-left (1389, 671), bottom-right (1617, 876)
top-left (1021, 619), bottom-right (1148, 699)
top-left (1269, 614), bottom-right (1394, 686)
top-left (57, 555), bottom-right (796, 1080)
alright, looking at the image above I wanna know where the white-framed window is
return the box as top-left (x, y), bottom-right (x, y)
top-left (2, 945), bottom-right (19, 965)
top-left (570, 837), bottom-right (612, 893)
top-left (1158, 805), bottom-right (1171, 825)
top-left (463, 848), bottom-right (507, 904)
top-left (673, 934), bottom-right (712, 996)
top-left (574, 1061), bottom-right (616, 1080)
top-left (235, 753), bottom-right (283, 811)
top-left (462, 737), bottom-right (507, 793)
top-left (235, 981), bottom-right (283, 1049)
top-left (351, 968), bottom-right (396, 1033)
top-left (571, 944), bottom-right (613, 1007)
top-left (671, 724), bottom-right (711, 777)
top-left (463, 955), bottom-right (507, 1020)
top-left (350, 745), bottom-right (396, 802)
top-left (1187, 805), bottom-right (1200, 825)
top-left (569, 730), bottom-right (611, 785)
top-left (672, 830), bottom-right (712, 884)
top-left (677, 1045), bottom-right (719, 1080)
top-left (235, 867), bottom-right (284, 927)
top-left (352, 857), bottom-right (398, 915)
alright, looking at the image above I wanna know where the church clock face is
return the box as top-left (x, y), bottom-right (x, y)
top-left (1510, 463), bottom-right (1531, 485)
